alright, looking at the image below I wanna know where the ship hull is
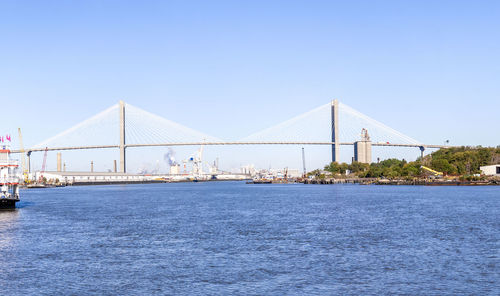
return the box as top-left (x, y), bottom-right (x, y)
top-left (0, 199), bottom-right (19, 209)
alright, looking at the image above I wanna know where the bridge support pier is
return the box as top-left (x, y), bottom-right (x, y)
top-left (119, 100), bottom-right (126, 173)
top-left (26, 151), bottom-right (31, 174)
top-left (57, 153), bottom-right (62, 172)
top-left (419, 146), bottom-right (425, 161)
top-left (331, 99), bottom-right (339, 163)
top-left (27, 151), bottom-right (31, 174)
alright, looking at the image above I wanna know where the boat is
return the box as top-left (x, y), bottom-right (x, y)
top-left (0, 144), bottom-right (20, 209)
top-left (26, 183), bottom-right (56, 189)
top-left (249, 179), bottom-right (273, 184)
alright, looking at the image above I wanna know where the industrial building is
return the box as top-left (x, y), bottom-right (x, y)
top-left (38, 171), bottom-right (153, 185)
top-left (480, 164), bottom-right (500, 176)
top-left (354, 128), bottom-right (372, 164)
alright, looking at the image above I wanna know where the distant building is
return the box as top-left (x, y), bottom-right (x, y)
top-left (169, 164), bottom-right (180, 175)
top-left (287, 169), bottom-right (301, 178)
top-left (39, 171), bottom-right (151, 184)
top-left (240, 164), bottom-right (256, 176)
top-left (480, 164), bottom-right (500, 176)
top-left (354, 128), bottom-right (372, 164)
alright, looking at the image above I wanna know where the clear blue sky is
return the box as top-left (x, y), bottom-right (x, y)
top-left (1, 0), bottom-right (499, 150)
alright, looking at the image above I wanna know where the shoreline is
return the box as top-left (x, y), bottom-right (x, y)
top-left (21, 178), bottom-right (252, 188)
top-left (303, 178), bottom-right (500, 186)
top-left (20, 178), bottom-right (500, 188)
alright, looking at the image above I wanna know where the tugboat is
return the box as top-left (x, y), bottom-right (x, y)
top-left (0, 144), bottom-right (20, 209)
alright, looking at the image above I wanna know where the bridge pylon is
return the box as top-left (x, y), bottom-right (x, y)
top-left (119, 100), bottom-right (126, 173)
top-left (331, 99), bottom-right (339, 162)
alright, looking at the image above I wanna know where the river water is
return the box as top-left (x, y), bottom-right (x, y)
top-left (0, 182), bottom-right (498, 295)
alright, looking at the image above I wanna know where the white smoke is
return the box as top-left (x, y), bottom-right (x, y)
top-left (164, 148), bottom-right (178, 166)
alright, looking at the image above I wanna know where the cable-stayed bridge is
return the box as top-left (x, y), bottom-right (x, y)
top-left (12, 100), bottom-right (453, 173)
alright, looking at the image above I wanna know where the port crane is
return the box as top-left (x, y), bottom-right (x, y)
top-left (188, 145), bottom-right (204, 177)
top-left (185, 144), bottom-right (218, 178)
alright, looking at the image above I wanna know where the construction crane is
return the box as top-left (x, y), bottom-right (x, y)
top-left (39, 147), bottom-right (48, 183)
top-left (17, 128), bottom-right (30, 184)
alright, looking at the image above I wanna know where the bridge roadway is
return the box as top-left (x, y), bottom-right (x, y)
top-left (10, 142), bottom-right (453, 154)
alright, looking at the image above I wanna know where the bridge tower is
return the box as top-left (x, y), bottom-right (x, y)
top-left (119, 100), bottom-right (126, 173)
top-left (331, 99), bottom-right (340, 162)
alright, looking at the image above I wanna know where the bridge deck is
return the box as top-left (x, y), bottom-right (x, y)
top-left (10, 142), bottom-right (453, 153)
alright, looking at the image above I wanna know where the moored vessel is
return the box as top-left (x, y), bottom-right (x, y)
top-left (0, 144), bottom-right (20, 209)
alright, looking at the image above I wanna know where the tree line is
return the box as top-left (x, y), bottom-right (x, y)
top-left (310, 146), bottom-right (500, 179)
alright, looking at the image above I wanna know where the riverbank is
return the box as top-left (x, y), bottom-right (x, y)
top-left (303, 177), bottom-right (500, 186)
top-left (21, 178), bottom-right (253, 188)
top-left (375, 179), bottom-right (500, 186)
top-left (23, 177), bottom-right (500, 187)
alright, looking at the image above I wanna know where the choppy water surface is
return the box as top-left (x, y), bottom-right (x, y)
top-left (0, 182), bottom-right (498, 295)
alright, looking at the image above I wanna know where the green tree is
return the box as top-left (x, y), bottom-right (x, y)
top-left (324, 162), bottom-right (350, 175)
top-left (431, 159), bottom-right (456, 174)
top-left (324, 162), bottom-right (341, 174)
top-left (308, 169), bottom-right (322, 178)
top-left (348, 161), bottom-right (370, 174)
top-left (402, 161), bottom-right (421, 177)
top-left (321, 146), bottom-right (499, 179)
top-left (339, 163), bottom-right (349, 174)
